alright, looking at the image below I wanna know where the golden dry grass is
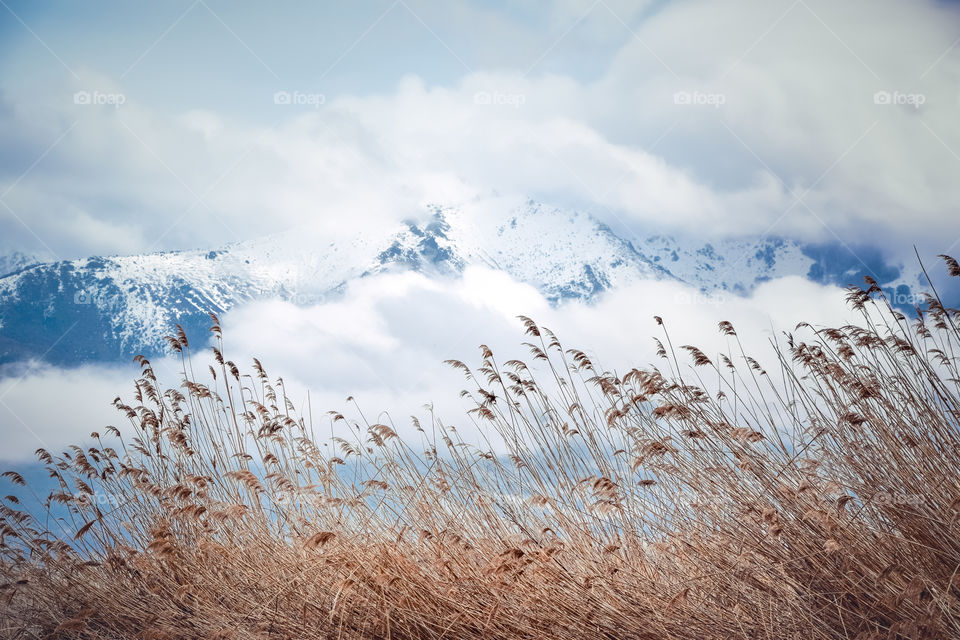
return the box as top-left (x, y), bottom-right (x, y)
top-left (2, 260), bottom-right (960, 639)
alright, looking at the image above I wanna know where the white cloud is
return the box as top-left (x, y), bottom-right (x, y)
top-left (0, 363), bottom-right (134, 463)
top-left (1, 0), bottom-right (958, 464)
top-left (0, 268), bottom-right (859, 461)
top-left (216, 269), bottom-right (860, 452)
top-left (2, 0), bottom-right (959, 262)
top-left (591, 0), bottom-right (960, 243)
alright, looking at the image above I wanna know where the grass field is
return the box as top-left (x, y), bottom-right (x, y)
top-left (3, 260), bottom-right (960, 639)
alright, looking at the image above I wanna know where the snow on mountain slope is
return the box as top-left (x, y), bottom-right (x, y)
top-left (0, 200), bottom-right (926, 367)
top-left (0, 251), bottom-right (47, 278)
top-left (0, 226), bottom-right (394, 363)
top-left (642, 233), bottom-right (927, 298)
top-left (377, 202), bottom-right (672, 300)
top-left (644, 235), bottom-right (813, 294)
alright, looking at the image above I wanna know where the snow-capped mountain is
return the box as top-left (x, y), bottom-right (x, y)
top-left (0, 201), bottom-right (926, 367)
top-left (0, 251), bottom-right (46, 278)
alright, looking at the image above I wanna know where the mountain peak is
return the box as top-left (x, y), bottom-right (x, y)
top-left (0, 201), bottom-right (924, 367)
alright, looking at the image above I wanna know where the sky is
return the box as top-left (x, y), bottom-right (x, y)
top-left (2, 1), bottom-right (960, 461)
top-left (2, 0), bottom-right (960, 262)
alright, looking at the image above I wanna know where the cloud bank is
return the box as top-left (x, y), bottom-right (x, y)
top-left (0, 0), bottom-right (959, 264)
top-left (1, 268), bottom-right (860, 461)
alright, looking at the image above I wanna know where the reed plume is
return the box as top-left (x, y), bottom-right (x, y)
top-left (2, 258), bottom-right (960, 639)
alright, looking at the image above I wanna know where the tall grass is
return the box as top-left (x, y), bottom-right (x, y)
top-left (2, 260), bottom-right (960, 639)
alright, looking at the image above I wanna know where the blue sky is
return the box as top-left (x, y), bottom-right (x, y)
top-left (2, 0), bottom-right (960, 262)
top-left (0, 1), bottom-right (640, 120)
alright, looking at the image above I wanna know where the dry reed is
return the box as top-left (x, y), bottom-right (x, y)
top-left (2, 259), bottom-right (960, 639)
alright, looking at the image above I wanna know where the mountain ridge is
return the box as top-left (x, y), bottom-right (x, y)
top-left (0, 201), bottom-right (924, 367)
